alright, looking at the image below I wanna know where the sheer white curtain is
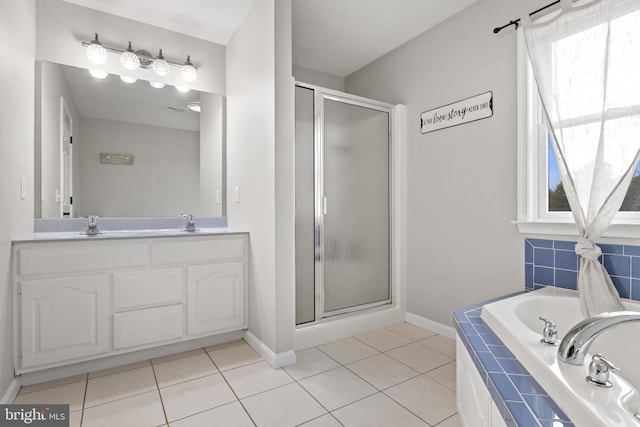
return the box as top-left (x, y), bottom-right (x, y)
top-left (523, 0), bottom-right (640, 315)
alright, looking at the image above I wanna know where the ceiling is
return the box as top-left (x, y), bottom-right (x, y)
top-left (61, 0), bottom-right (477, 78)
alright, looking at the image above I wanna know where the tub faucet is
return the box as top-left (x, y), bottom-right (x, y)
top-left (86, 215), bottom-right (100, 235)
top-left (558, 311), bottom-right (640, 365)
top-left (182, 213), bottom-right (196, 232)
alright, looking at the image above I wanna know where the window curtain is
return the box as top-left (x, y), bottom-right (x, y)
top-left (522, 0), bottom-right (640, 316)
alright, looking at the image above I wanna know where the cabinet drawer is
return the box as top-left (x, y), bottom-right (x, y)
top-left (112, 268), bottom-right (183, 310)
top-left (151, 236), bottom-right (245, 265)
top-left (17, 243), bottom-right (148, 276)
top-left (113, 305), bottom-right (184, 350)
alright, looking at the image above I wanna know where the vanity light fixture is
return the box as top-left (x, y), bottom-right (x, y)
top-left (175, 86), bottom-right (190, 93)
top-left (180, 56), bottom-right (198, 82)
top-left (152, 49), bottom-right (170, 77)
top-left (86, 33), bottom-right (108, 64)
top-left (149, 81), bottom-right (165, 89)
top-left (89, 69), bottom-right (108, 79)
top-left (120, 41), bottom-right (140, 71)
top-left (82, 35), bottom-right (199, 83)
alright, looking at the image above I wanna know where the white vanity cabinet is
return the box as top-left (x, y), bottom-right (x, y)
top-left (13, 233), bottom-right (248, 374)
top-left (457, 336), bottom-right (508, 427)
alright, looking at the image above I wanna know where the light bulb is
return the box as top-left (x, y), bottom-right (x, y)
top-left (152, 49), bottom-right (170, 77)
top-left (120, 75), bottom-right (137, 84)
top-left (149, 81), bottom-right (165, 89)
top-left (89, 69), bottom-right (108, 79)
top-left (175, 86), bottom-right (190, 93)
top-left (120, 41), bottom-right (140, 71)
top-left (180, 55), bottom-right (197, 82)
top-left (86, 33), bottom-right (107, 64)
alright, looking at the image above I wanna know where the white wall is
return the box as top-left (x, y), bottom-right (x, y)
top-left (36, 0), bottom-right (225, 95)
top-left (0, 0), bottom-right (36, 400)
top-left (345, 0), bottom-right (550, 326)
top-left (226, 0), bottom-right (295, 358)
top-left (38, 61), bottom-right (81, 218)
top-left (75, 118), bottom-right (199, 217)
top-left (293, 64), bottom-right (345, 92)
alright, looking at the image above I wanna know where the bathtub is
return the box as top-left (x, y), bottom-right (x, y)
top-left (481, 287), bottom-right (640, 427)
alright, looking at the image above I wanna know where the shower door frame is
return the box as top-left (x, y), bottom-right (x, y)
top-left (302, 83), bottom-right (395, 323)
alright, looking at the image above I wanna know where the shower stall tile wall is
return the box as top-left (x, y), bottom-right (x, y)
top-left (525, 238), bottom-right (640, 301)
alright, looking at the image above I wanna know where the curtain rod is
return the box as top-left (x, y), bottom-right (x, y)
top-left (493, 0), bottom-right (561, 33)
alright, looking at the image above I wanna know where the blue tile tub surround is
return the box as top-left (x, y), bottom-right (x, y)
top-left (453, 302), bottom-right (574, 427)
top-left (525, 238), bottom-right (640, 301)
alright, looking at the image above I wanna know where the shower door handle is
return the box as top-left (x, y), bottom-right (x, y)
top-left (322, 196), bottom-right (328, 215)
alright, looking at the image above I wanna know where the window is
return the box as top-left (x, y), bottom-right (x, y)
top-left (516, 20), bottom-right (640, 238)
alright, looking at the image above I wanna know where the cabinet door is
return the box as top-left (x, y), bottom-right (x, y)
top-left (20, 275), bottom-right (109, 369)
top-left (456, 335), bottom-right (490, 427)
top-left (187, 262), bottom-right (246, 336)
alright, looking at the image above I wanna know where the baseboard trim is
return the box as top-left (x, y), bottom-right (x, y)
top-left (405, 312), bottom-right (456, 339)
top-left (1, 377), bottom-right (21, 404)
top-left (243, 331), bottom-right (296, 369)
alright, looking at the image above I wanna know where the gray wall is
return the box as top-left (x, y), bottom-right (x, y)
top-left (345, 0), bottom-right (550, 326)
top-left (293, 65), bottom-right (345, 92)
top-left (0, 0), bottom-right (36, 400)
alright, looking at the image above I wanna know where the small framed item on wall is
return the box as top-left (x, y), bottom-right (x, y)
top-left (100, 153), bottom-right (134, 165)
top-left (420, 91), bottom-right (493, 133)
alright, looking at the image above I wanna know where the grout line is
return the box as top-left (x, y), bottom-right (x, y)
top-left (205, 347), bottom-right (258, 427)
top-left (149, 358), bottom-right (170, 426)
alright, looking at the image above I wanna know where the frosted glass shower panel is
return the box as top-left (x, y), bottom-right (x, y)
top-left (295, 86), bottom-right (316, 325)
top-left (322, 99), bottom-right (390, 313)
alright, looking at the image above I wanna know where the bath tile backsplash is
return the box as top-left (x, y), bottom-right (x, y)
top-left (525, 238), bottom-right (640, 301)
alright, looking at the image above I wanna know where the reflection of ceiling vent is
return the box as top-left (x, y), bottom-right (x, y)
top-left (167, 106), bottom-right (186, 113)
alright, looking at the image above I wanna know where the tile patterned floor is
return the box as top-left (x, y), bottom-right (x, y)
top-left (14, 323), bottom-right (461, 427)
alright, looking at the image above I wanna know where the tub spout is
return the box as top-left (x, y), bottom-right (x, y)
top-left (558, 311), bottom-right (640, 365)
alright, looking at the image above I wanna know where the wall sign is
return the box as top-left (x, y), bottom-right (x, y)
top-left (100, 153), bottom-right (134, 165)
top-left (420, 91), bottom-right (493, 133)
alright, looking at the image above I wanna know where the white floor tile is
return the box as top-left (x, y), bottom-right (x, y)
top-left (298, 414), bottom-right (344, 427)
top-left (298, 367), bottom-right (376, 411)
top-left (241, 383), bottom-right (326, 427)
top-left (386, 323), bottom-right (437, 341)
top-left (385, 375), bottom-right (457, 425)
top-left (69, 410), bottom-right (82, 427)
top-left (204, 339), bottom-right (245, 353)
top-left (169, 401), bottom-right (254, 427)
top-left (14, 380), bottom-right (86, 412)
top-left (435, 413), bottom-right (463, 427)
top-left (82, 390), bottom-right (165, 427)
top-left (317, 338), bottom-right (378, 365)
top-left (332, 392), bottom-right (428, 427)
top-left (208, 342), bottom-right (263, 371)
top-left (85, 365), bottom-right (157, 408)
top-left (160, 373), bottom-right (236, 422)
top-left (283, 347), bottom-right (340, 381)
top-left (153, 353), bottom-right (218, 388)
top-left (355, 329), bottom-right (412, 352)
top-left (425, 361), bottom-right (456, 391)
top-left (347, 353), bottom-right (419, 390)
top-left (222, 361), bottom-right (293, 399)
top-left (386, 342), bottom-right (453, 373)
top-left (420, 334), bottom-right (456, 358)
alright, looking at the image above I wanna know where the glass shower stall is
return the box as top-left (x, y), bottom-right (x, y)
top-left (295, 83), bottom-right (393, 326)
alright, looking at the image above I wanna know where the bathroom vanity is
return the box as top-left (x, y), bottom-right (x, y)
top-left (12, 231), bottom-right (248, 374)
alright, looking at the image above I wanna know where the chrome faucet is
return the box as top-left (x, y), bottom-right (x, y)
top-left (86, 215), bottom-right (100, 235)
top-left (539, 317), bottom-right (559, 346)
top-left (558, 311), bottom-right (640, 365)
top-left (182, 213), bottom-right (196, 232)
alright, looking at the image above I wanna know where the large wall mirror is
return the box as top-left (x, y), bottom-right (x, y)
top-left (35, 61), bottom-right (225, 219)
